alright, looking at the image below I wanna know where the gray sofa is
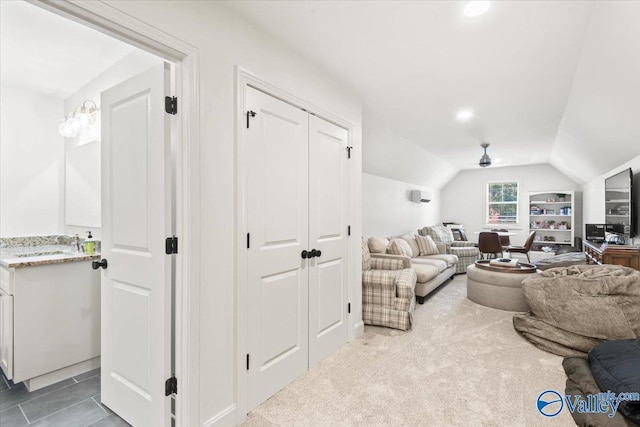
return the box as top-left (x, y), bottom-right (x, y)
top-left (418, 225), bottom-right (481, 274)
top-left (368, 234), bottom-right (457, 304)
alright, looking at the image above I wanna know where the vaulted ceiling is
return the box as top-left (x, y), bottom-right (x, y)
top-left (224, 1), bottom-right (640, 185)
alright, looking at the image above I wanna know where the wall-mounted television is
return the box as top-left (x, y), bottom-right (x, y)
top-left (604, 167), bottom-right (634, 240)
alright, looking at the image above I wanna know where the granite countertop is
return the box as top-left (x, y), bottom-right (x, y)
top-left (0, 245), bottom-right (100, 268)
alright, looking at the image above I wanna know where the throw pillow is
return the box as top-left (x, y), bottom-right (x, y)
top-left (387, 239), bottom-right (407, 257)
top-left (368, 237), bottom-right (390, 254)
top-left (416, 235), bottom-right (439, 256)
top-left (393, 238), bottom-right (413, 258)
top-left (361, 239), bottom-right (372, 271)
top-left (401, 233), bottom-right (420, 258)
top-left (420, 225), bottom-right (454, 244)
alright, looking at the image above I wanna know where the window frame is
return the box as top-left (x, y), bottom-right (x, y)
top-left (485, 180), bottom-right (520, 227)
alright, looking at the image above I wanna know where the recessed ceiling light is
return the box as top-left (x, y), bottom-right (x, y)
top-left (456, 109), bottom-right (474, 121)
top-left (464, 1), bottom-right (491, 17)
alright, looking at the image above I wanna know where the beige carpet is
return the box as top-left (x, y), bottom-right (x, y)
top-left (244, 275), bottom-right (574, 426)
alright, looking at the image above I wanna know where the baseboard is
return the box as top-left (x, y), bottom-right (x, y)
top-left (24, 357), bottom-right (100, 392)
top-left (352, 320), bottom-right (364, 339)
top-left (203, 404), bottom-right (236, 427)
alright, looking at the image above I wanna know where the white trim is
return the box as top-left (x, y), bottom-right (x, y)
top-left (30, 2), bottom-right (200, 426)
top-left (235, 67), bottom-right (356, 423)
top-left (202, 404), bottom-right (237, 427)
top-left (353, 320), bottom-right (365, 337)
top-left (238, 67), bottom-right (354, 130)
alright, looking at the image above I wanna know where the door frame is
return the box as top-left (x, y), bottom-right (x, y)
top-left (30, 1), bottom-right (200, 426)
top-left (235, 67), bottom-right (356, 422)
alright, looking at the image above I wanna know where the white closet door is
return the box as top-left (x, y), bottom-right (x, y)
top-left (100, 63), bottom-right (171, 427)
top-left (246, 87), bottom-right (310, 410)
top-left (308, 115), bottom-right (349, 368)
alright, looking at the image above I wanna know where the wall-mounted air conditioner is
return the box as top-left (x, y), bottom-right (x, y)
top-left (410, 190), bottom-right (432, 203)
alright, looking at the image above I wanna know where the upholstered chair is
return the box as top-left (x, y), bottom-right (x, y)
top-left (418, 225), bottom-right (480, 274)
top-left (507, 231), bottom-right (537, 262)
top-left (361, 240), bottom-right (416, 331)
top-left (478, 232), bottom-right (503, 259)
top-left (491, 228), bottom-right (511, 249)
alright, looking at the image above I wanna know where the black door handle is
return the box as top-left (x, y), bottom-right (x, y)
top-left (92, 259), bottom-right (108, 270)
top-left (310, 249), bottom-right (322, 258)
top-left (301, 250), bottom-right (311, 259)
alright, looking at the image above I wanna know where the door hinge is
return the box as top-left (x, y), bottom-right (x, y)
top-left (246, 233), bottom-right (250, 249)
top-left (165, 96), bottom-right (177, 115)
top-left (246, 354), bottom-right (250, 370)
top-left (348, 303), bottom-right (351, 314)
top-left (165, 236), bottom-right (178, 254)
top-left (165, 376), bottom-right (177, 396)
top-left (246, 110), bottom-right (256, 128)
top-left (348, 225), bottom-right (351, 236)
top-left (346, 146), bottom-right (353, 159)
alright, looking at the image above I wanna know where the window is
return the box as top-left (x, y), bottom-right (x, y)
top-left (487, 181), bottom-right (519, 225)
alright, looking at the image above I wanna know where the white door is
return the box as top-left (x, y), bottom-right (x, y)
top-left (246, 87), bottom-right (310, 410)
top-left (100, 63), bottom-right (171, 427)
top-left (308, 115), bottom-right (349, 367)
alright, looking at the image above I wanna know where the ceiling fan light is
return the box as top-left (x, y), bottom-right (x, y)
top-left (479, 154), bottom-right (492, 167)
top-left (479, 142), bottom-right (492, 167)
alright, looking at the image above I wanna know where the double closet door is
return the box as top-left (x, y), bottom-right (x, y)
top-left (245, 87), bottom-right (350, 410)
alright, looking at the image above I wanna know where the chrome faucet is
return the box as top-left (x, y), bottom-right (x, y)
top-left (54, 234), bottom-right (81, 252)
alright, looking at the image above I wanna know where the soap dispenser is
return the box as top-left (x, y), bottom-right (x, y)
top-left (85, 231), bottom-right (96, 254)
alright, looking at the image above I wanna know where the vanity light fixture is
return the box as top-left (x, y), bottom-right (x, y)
top-left (464, 1), bottom-right (491, 17)
top-left (58, 100), bottom-right (98, 138)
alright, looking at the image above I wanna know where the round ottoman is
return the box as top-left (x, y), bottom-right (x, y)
top-left (466, 264), bottom-right (540, 311)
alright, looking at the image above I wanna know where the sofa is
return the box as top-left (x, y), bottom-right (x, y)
top-left (362, 240), bottom-right (417, 331)
top-left (418, 225), bottom-right (480, 274)
top-left (367, 234), bottom-right (457, 304)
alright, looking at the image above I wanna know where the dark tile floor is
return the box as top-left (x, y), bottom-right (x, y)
top-left (0, 369), bottom-right (130, 427)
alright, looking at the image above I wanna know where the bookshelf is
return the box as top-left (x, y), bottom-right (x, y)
top-left (529, 191), bottom-right (581, 252)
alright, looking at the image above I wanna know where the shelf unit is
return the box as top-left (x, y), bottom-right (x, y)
top-left (605, 187), bottom-right (631, 236)
top-left (529, 191), bottom-right (581, 251)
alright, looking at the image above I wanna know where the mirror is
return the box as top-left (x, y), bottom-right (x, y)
top-left (65, 140), bottom-right (101, 227)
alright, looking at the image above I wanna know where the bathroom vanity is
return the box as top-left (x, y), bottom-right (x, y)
top-left (0, 245), bottom-right (100, 390)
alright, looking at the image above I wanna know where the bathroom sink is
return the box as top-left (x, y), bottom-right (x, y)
top-left (14, 251), bottom-right (66, 258)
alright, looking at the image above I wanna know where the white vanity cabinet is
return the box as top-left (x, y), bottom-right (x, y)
top-left (0, 260), bottom-right (100, 390)
top-left (0, 267), bottom-right (14, 379)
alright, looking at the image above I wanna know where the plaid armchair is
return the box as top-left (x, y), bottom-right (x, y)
top-left (362, 241), bottom-right (416, 331)
top-left (418, 225), bottom-right (480, 274)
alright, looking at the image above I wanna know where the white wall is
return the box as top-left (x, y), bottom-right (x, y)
top-left (363, 114), bottom-right (458, 189)
top-left (98, 2), bottom-right (362, 426)
top-left (582, 154), bottom-right (640, 245)
top-left (361, 114), bottom-right (454, 240)
top-left (363, 173), bottom-right (440, 238)
top-left (551, 1), bottom-right (640, 184)
top-left (441, 163), bottom-right (581, 246)
top-left (0, 85), bottom-right (64, 237)
top-left (62, 50), bottom-right (163, 240)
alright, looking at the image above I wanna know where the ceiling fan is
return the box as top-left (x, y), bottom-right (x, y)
top-left (479, 142), bottom-right (491, 167)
